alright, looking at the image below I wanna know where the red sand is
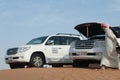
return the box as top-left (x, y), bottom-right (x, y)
top-left (0, 67), bottom-right (120, 80)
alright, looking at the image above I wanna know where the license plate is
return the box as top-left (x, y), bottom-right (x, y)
top-left (80, 52), bottom-right (87, 55)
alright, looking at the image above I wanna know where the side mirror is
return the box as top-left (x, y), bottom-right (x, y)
top-left (46, 40), bottom-right (54, 45)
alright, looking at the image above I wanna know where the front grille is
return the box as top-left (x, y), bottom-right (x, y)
top-left (75, 40), bottom-right (94, 49)
top-left (7, 48), bottom-right (18, 55)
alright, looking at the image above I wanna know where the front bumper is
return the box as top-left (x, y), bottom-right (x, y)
top-left (69, 52), bottom-right (102, 61)
top-left (5, 53), bottom-right (30, 64)
top-left (5, 56), bottom-right (27, 64)
top-left (69, 55), bottom-right (101, 61)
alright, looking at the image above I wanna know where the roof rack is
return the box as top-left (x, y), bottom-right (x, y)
top-left (56, 33), bottom-right (80, 36)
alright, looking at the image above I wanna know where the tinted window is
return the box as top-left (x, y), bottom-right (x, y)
top-left (46, 36), bottom-right (60, 45)
top-left (60, 36), bottom-right (71, 45)
top-left (71, 37), bottom-right (81, 42)
top-left (27, 36), bottom-right (48, 45)
top-left (46, 36), bottom-right (80, 45)
top-left (90, 35), bottom-right (105, 40)
top-left (112, 27), bottom-right (120, 34)
top-left (60, 36), bottom-right (80, 45)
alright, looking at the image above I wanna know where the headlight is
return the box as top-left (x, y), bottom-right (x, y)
top-left (18, 47), bottom-right (31, 53)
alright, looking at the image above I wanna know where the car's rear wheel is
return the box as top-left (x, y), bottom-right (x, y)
top-left (30, 54), bottom-right (45, 67)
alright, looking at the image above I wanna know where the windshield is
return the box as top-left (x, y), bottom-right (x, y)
top-left (112, 27), bottom-right (120, 34)
top-left (27, 36), bottom-right (48, 45)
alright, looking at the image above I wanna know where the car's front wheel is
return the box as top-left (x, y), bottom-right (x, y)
top-left (9, 63), bottom-right (25, 69)
top-left (30, 54), bottom-right (45, 67)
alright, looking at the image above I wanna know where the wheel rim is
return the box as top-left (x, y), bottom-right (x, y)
top-left (33, 56), bottom-right (43, 67)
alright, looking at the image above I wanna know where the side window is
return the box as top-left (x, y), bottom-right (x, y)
top-left (60, 36), bottom-right (71, 45)
top-left (46, 36), bottom-right (60, 45)
top-left (71, 37), bottom-right (80, 42)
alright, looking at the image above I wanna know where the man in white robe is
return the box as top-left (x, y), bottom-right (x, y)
top-left (100, 23), bottom-right (118, 70)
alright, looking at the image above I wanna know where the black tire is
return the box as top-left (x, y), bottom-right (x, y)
top-left (52, 64), bottom-right (63, 67)
top-left (9, 63), bottom-right (25, 69)
top-left (9, 64), bottom-right (17, 69)
top-left (73, 60), bottom-right (80, 67)
top-left (30, 54), bottom-right (45, 67)
top-left (73, 60), bottom-right (89, 67)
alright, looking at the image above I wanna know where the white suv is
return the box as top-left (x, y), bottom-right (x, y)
top-left (5, 33), bottom-right (87, 69)
top-left (69, 22), bottom-right (120, 67)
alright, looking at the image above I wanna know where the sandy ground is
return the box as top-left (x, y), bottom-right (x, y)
top-left (0, 65), bottom-right (120, 80)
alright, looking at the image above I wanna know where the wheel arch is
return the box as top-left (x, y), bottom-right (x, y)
top-left (30, 51), bottom-right (46, 63)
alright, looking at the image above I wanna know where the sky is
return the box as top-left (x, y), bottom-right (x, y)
top-left (1, 0), bottom-right (120, 69)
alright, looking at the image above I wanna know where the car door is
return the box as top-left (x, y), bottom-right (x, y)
top-left (58, 36), bottom-right (72, 62)
top-left (44, 36), bottom-right (71, 63)
top-left (56, 36), bottom-right (81, 63)
top-left (44, 36), bottom-right (62, 62)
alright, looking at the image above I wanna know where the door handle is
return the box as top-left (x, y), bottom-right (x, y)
top-left (58, 48), bottom-right (62, 49)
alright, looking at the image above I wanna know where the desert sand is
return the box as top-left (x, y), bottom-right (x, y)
top-left (0, 65), bottom-right (120, 80)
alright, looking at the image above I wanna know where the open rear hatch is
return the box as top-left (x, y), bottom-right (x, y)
top-left (74, 22), bottom-right (120, 38)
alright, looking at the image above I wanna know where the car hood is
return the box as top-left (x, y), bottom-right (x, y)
top-left (74, 22), bottom-right (120, 38)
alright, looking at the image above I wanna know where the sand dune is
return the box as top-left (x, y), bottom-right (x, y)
top-left (0, 67), bottom-right (120, 80)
